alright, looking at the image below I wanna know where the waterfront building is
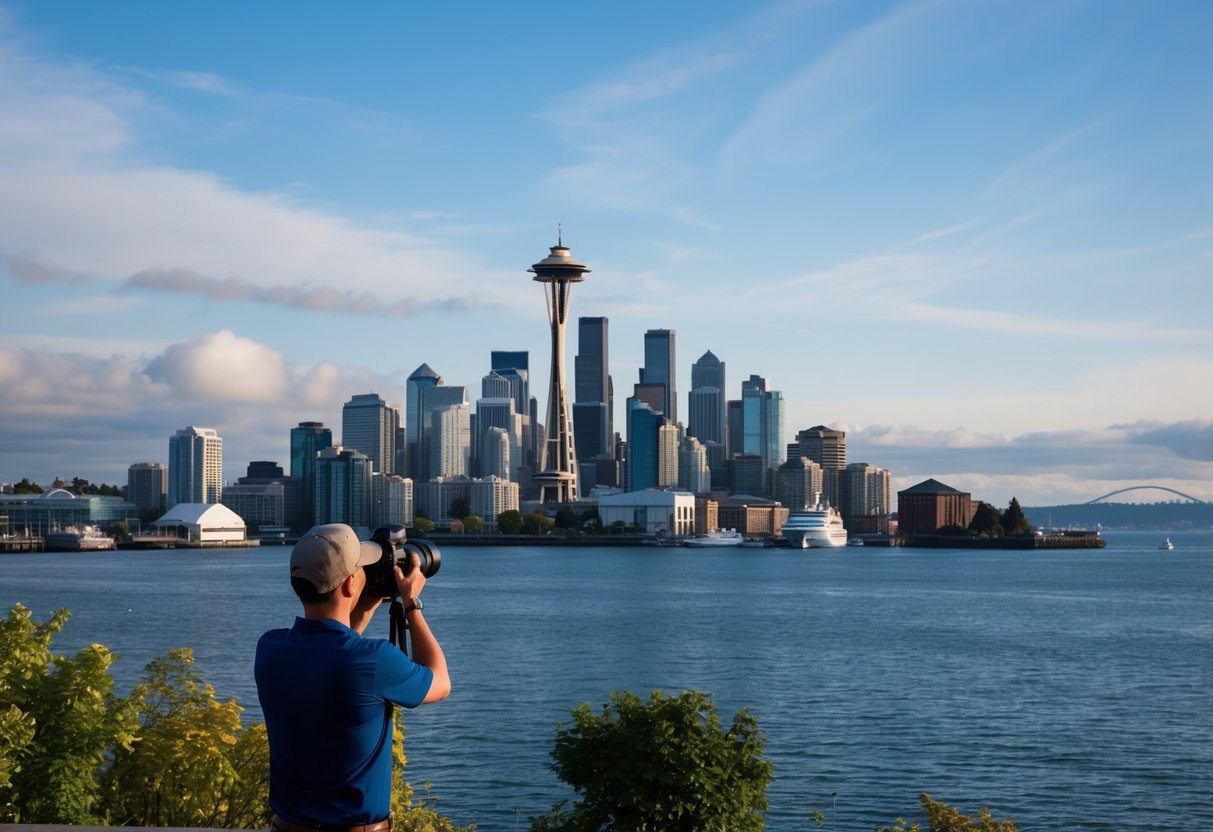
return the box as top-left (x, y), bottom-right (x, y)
top-left (414, 476), bottom-right (472, 526)
top-left (406, 364), bottom-right (442, 480)
top-left (898, 478), bottom-right (975, 534)
top-left (469, 476), bottom-right (520, 528)
top-left (168, 426), bottom-right (222, 506)
top-left (776, 456), bottom-right (825, 511)
top-left (126, 462), bottom-right (167, 515)
top-left (313, 446), bottom-right (373, 529)
top-left (842, 462), bottom-right (892, 534)
top-left (528, 238), bottom-right (590, 503)
top-left (792, 426), bottom-right (846, 508)
top-left (342, 393), bottom-right (400, 476)
top-left (598, 489), bottom-right (695, 536)
top-left (694, 496), bottom-right (719, 534)
top-left (373, 473), bottom-right (413, 528)
top-left (718, 496), bottom-right (789, 539)
top-left (290, 421), bottom-right (333, 533)
top-left (151, 502), bottom-right (248, 544)
top-left (0, 489), bottom-right (139, 536)
top-left (678, 435), bottom-right (711, 494)
top-left (640, 329), bottom-right (677, 424)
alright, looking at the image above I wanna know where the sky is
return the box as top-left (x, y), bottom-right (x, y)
top-left (1, 0), bottom-right (1210, 507)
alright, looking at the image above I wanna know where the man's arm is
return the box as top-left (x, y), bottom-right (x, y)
top-left (395, 558), bottom-right (451, 703)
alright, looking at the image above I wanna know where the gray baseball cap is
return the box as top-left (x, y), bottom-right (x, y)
top-left (290, 523), bottom-right (382, 593)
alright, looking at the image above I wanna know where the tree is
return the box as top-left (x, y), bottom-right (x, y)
top-left (968, 503), bottom-right (1003, 537)
top-left (447, 497), bottom-right (470, 520)
top-left (532, 690), bottom-right (773, 832)
top-left (461, 515), bottom-right (485, 534)
top-left (579, 509), bottom-right (602, 532)
top-left (104, 649), bottom-right (270, 830)
top-left (876, 793), bottom-right (1017, 832)
top-left (0, 605), bottom-right (137, 824)
top-left (553, 508), bottom-right (577, 531)
top-left (412, 517), bottom-right (436, 534)
top-left (1001, 498), bottom-right (1030, 535)
top-left (521, 511), bottom-right (554, 536)
top-left (497, 510), bottom-right (523, 535)
top-left (11, 478), bottom-right (41, 494)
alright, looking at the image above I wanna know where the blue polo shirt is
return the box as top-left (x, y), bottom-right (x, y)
top-left (255, 617), bottom-right (434, 825)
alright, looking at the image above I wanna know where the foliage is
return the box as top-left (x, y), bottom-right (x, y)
top-left (532, 689), bottom-right (773, 832)
top-left (935, 524), bottom-right (969, 536)
top-left (447, 497), bottom-right (471, 520)
top-left (876, 793), bottom-right (1017, 832)
top-left (1001, 498), bottom-right (1030, 535)
top-left (0, 604), bottom-right (137, 823)
top-left (2, 605), bottom-right (465, 831)
top-left (521, 511), bottom-right (554, 536)
top-left (461, 515), bottom-right (485, 534)
top-left (497, 510), bottom-right (523, 534)
top-left (553, 508), bottom-right (578, 530)
top-left (968, 503), bottom-right (1003, 537)
top-left (103, 649), bottom-right (270, 829)
top-left (412, 517), bottom-right (436, 534)
top-left (11, 478), bottom-right (42, 494)
top-left (578, 509), bottom-right (602, 532)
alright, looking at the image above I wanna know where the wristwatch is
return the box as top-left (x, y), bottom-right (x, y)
top-left (404, 596), bottom-right (423, 612)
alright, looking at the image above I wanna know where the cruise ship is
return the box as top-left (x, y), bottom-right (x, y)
top-left (782, 500), bottom-right (847, 549)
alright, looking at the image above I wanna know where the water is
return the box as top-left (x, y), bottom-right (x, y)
top-left (2, 531), bottom-right (1210, 830)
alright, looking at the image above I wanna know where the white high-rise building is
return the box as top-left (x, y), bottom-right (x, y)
top-left (470, 476), bottom-right (520, 527)
top-left (168, 426), bottom-right (223, 506)
top-left (657, 422), bottom-right (680, 488)
top-left (678, 436), bottom-right (711, 495)
top-left (480, 426), bottom-right (511, 481)
top-left (431, 403), bottom-right (471, 478)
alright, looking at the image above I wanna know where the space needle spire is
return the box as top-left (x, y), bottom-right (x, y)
top-left (529, 234), bottom-right (590, 504)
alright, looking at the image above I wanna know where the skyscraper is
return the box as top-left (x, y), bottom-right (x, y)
top-left (313, 446), bottom-right (372, 528)
top-left (167, 426), bottom-right (222, 506)
top-left (289, 421), bottom-right (332, 533)
top-left (573, 316), bottom-right (612, 466)
top-left (529, 237), bottom-right (590, 503)
top-left (342, 393), bottom-right (399, 476)
top-left (795, 426), bottom-right (846, 508)
top-left (640, 329), bottom-right (676, 422)
top-left (740, 375), bottom-right (785, 495)
top-left (688, 350), bottom-right (725, 448)
top-left (626, 400), bottom-right (661, 492)
top-left (405, 364), bottom-right (442, 480)
top-left (417, 384), bottom-right (468, 483)
top-left (127, 462), bottom-right (167, 515)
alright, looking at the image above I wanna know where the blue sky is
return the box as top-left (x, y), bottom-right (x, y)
top-left (1, 0), bottom-right (1210, 506)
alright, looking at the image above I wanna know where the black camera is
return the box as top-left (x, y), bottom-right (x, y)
top-left (363, 524), bottom-right (442, 600)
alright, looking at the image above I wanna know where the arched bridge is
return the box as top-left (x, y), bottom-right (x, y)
top-left (1085, 485), bottom-right (1208, 505)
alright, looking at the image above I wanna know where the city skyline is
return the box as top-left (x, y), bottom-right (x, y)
top-left (1, 2), bottom-right (1210, 506)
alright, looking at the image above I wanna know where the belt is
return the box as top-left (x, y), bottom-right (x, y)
top-left (272, 815), bottom-right (391, 832)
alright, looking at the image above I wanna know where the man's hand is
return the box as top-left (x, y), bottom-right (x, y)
top-left (394, 553), bottom-right (427, 601)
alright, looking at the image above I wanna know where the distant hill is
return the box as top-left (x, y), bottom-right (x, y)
top-left (1023, 502), bottom-right (1213, 531)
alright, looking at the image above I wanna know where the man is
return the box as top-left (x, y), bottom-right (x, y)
top-left (255, 523), bottom-right (451, 832)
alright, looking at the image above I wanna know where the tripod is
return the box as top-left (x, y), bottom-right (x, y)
top-left (387, 598), bottom-right (411, 657)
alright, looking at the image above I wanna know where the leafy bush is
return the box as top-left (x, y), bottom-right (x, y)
top-left (877, 793), bottom-right (1017, 832)
top-left (532, 689), bottom-right (773, 832)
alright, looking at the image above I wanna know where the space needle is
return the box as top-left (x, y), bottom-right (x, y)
top-left (529, 232), bottom-right (590, 504)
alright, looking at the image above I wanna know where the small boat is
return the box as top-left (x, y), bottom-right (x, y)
top-left (739, 539), bottom-right (768, 548)
top-left (846, 537), bottom-right (865, 547)
top-left (685, 529), bottom-right (744, 547)
top-left (1159, 537), bottom-right (1174, 550)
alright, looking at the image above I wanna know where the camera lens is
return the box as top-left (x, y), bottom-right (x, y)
top-left (400, 539), bottom-right (441, 578)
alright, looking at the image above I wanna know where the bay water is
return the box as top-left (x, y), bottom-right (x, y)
top-left (2, 531), bottom-right (1209, 830)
